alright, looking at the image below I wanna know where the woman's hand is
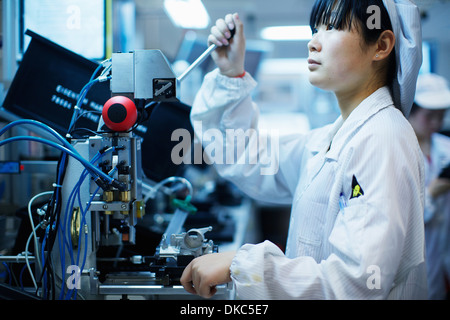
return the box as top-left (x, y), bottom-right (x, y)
top-left (208, 13), bottom-right (246, 78)
top-left (180, 251), bottom-right (236, 298)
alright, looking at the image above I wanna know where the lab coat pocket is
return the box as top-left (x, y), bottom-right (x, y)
top-left (328, 199), bottom-right (367, 263)
top-left (296, 200), bottom-right (327, 258)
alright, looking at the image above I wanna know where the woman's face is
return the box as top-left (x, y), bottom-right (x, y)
top-left (409, 108), bottom-right (446, 140)
top-left (307, 21), bottom-right (377, 95)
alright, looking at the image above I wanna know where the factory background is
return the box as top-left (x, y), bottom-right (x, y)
top-left (0, 0), bottom-right (449, 301)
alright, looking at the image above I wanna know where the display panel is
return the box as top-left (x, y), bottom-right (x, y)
top-left (4, 30), bottom-right (110, 135)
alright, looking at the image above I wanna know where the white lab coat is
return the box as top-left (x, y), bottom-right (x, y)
top-left (423, 133), bottom-right (450, 300)
top-left (190, 69), bottom-right (428, 299)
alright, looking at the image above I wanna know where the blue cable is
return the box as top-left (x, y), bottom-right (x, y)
top-left (67, 58), bottom-right (111, 134)
top-left (68, 79), bottom-right (100, 133)
top-left (41, 228), bottom-right (48, 299)
top-left (66, 165), bottom-right (115, 300)
top-left (0, 136), bottom-right (115, 184)
top-left (1, 262), bottom-right (12, 285)
top-left (67, 185), bottom-right (101, 300)
top-left (62, 156), bottom-right (98, 266)
top-left (59, 165), bottom-right (90, 299)
top-left (19, 264), bottom-right (28, 290)
top-left (0, 119), bottom-right (77, 153)
top-left (59, 157), bottom-right (96, 299)
top-left (0, 133), bottom-right (93, 299)
top-left (59, 156), bottom-right (98, 300)
top-left (90, 63), bottom-right (104, 82)
top-left (1, 62), bottom-right (113, 297)
top-left (58, 148), bottom-right (115, 300)
top-left (1, 65), bottom-right (111, 299)
top-left (57, 62), bottom-right (107, 298)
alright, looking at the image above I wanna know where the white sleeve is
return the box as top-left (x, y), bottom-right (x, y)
top-left (230, 241), bottom-right (332, 299)
top-left (190, 69), bottom-right (307, 204)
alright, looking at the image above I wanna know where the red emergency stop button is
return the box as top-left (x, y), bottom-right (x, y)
top-left (102, 96), bottom-right (137, 132)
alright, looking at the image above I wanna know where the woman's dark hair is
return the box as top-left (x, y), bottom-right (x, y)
top-left (310, 0), bottom-right (392, 44)
top-left (310, 0), bottom-right (396, 84)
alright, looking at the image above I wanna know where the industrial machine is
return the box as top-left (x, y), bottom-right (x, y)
top-left (55, 49), bottom-right (224, 299)
top-left (0, 32), bottom-right (234, 299)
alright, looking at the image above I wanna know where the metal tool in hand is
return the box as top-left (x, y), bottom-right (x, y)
top-left (177, 28), bottom-right (236, 82)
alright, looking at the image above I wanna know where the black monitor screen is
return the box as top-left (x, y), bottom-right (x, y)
top-left (2, 30), bottom-right (110, 135)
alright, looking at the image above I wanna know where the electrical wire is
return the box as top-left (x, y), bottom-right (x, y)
top-left (0, 127), bottom-right (91, 180)
top-left (24, 222), bottom-right (44, 290)
top-left (67, 58), bottom-right (111, 135)
top-left (0, 132), bottom-right (116, 298)
top-left (144, 176), bottom-right (194, 203)
top-left (1, 59), bottom-right (113, 299)
top-left (41, 226), bottom-right (49, 298)
top-left (38, 152), bottom-right (67, 299)
top-left (58, 155), bottom-right (102, 299)
top-left (58, 148), bottom-right (116, 300)
top-left (1, 262), bottom-right (12, 285)
top-left (0, 119), bottom-right (77, 153)
top-left (67, 79), bottom-right (100, 134)
top-left (27, 190), bottom-right (54, 274)
top-left (0, 136), bottom-right (115, 184)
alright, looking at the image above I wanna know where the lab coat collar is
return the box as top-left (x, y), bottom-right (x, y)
top-left (306, 86), bottom-right (394, 161)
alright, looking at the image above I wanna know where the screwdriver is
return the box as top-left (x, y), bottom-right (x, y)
top-left (177, 28), bottom-right (236, 82)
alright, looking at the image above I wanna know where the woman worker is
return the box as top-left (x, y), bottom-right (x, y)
top-left (181, 0), bottom-right (427, 299)
top-left (409, 73), bottom-right (450, 300)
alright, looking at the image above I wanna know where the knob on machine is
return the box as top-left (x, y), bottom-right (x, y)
top-left (102, 96), bottom-right (137, 132)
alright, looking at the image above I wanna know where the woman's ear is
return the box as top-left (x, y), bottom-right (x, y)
top-left (374, 30), bottom-right (395, 61)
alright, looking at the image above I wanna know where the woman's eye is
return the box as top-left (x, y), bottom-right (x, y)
top-left (327, 24), bottom-right (335, 31)
top-left (312, 27), bottom-right (318, 34)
